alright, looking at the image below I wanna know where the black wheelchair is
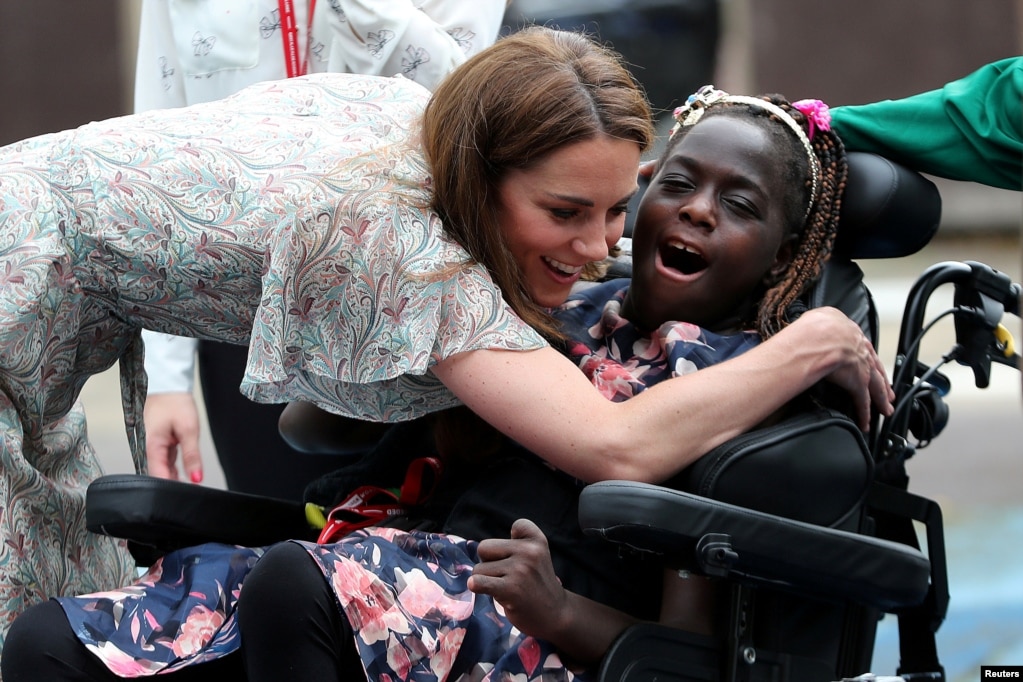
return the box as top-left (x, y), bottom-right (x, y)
top-left (85, 152), bottom-right (1021, 682)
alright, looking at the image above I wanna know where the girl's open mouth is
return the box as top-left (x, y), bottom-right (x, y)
top-left (660, 240), bottom-right (708, 276)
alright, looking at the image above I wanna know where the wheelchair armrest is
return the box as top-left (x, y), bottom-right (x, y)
top-left (86, 474), bottom-right (313, 560)
top-left (579, 481), bottom-right (929, 612)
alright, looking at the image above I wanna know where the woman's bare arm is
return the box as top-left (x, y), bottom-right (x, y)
top-left (433, 307), bottom-right (892, 484)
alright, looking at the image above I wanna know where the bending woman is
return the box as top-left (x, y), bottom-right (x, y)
top-left (0, 27), bottom-right (888, 648)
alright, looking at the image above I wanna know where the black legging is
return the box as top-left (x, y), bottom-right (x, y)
top-left (196, 340), bottom-right (343, 500)
top-left (1, 601), bottom-right (241, 681)
top-left (237, 542), bottom-right (365, 679)
top-left (1, 544), bottom-right (363, 681)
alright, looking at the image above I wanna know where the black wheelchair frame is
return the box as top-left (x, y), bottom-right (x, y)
top-left (581, 171), bottom-right (1021, 680)
top-left (582, 256), bottom-right (1020, 682)
top-left (84, 153), bottom-right (1022, 681)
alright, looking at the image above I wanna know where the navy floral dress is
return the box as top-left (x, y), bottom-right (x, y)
top-left (558, 280), bottom-right (761, 401)
top-left (54, 280), bottom-right (761, 679)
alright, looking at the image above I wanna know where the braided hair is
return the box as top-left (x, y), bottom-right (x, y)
top-left (666, 94), bottom-right (848, 339)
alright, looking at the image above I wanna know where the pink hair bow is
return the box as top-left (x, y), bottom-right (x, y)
top-left (792, 99), bottom-right (831, 140)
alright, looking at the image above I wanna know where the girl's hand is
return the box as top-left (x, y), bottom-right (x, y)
top-left (469, 518), bottom-right (568, 641)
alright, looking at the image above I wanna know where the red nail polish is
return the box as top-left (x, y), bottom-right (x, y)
top-left (190, 471), bottom-right (203, 484)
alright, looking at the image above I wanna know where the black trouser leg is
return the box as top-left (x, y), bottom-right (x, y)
top-left (197, 340), bottom-right (342, 500)
top-left (237, 542), bottom-right (365, 681)
top-left (2, 600), bottom-right (243, 681)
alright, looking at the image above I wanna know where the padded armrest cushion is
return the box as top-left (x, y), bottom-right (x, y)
top-left (579, 481), bottom-right (929, 611)
top-left (87, 474), bottom-right (313, 551)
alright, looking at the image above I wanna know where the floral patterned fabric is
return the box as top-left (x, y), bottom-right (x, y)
top-left (0, 72), bottom-right (544, 647)
top-left (558, 280), bottom-right (761, 401)
top-left (304, 529), bottom-right (576, 681)
top-left (50, 279), bottom-right (763, 680)
top-left (57, 532), bottom-right (578, 681)
top-left (58, 543), bottom-right (264, 676)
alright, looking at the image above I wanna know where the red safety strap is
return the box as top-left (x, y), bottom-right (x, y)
top-left (316, 457), bottom-right (443, 544)
top-left (277, 0), bottom-right (317, 78)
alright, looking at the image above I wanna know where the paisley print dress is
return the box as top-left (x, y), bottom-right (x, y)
top-left (0, 72), bottom-right (544, 648)
top-left (51, 279), bottom-right (762, 680)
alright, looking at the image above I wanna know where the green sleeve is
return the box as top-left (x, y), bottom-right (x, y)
top-left (830, 57), bottom-right (1022, 190)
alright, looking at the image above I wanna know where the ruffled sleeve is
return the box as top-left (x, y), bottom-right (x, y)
top-left (241, 170), bottom-right (546, 422)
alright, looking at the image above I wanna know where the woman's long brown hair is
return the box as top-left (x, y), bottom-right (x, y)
top-left (421, 27), bottom-right (654, 340)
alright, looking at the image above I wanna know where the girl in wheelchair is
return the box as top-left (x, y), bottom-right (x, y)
top-left (3, 85), bottom-right (854, 680)
top-left (467, 86), bottom-right (852, 668)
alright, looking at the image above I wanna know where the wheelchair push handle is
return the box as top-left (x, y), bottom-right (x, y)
top-left (949, 261), bottom-right (1020, 382)
top-left (895, 260), bottom-right (1020, 391)
top-left (880, 261), bottom-right (1019, 461)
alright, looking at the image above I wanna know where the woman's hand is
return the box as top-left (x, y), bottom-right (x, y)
top-left (787, 307), bottom-right (894, 429)
top-left (143, 392), bottom-right (204, 483)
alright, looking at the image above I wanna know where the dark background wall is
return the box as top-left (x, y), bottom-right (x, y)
top-left (0, 1), bottom-right (132, 146)
top-left (746, 0), bottom-right (1019, 105)
top-left (0, 1), bottom-right (1018, 230)
top-left (3, 1), bottom-right (1018, 140)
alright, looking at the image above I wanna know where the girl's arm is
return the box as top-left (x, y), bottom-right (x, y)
top-left (468, 518), bottom-right (641, 668)
top-left (469, 519), bottom-right (720, 668)
top-left (433, 306), bottom-right (892, 485)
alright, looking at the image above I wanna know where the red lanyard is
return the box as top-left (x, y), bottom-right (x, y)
top-left (277, 0), bottom-right (317, 78)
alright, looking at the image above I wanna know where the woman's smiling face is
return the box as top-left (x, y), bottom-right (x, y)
top-left (497, 134), bottom-right (641, 308)
top-left (623, 114), bottom-right (798, 333)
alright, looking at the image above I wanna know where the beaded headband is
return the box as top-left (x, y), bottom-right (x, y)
top-left (669, 85), bottom-right (831, 219)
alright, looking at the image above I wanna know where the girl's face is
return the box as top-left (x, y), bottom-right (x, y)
top-left (497, 135), bottom-right (641, 308)
top-left (623, 115), bottom-right (796, 333)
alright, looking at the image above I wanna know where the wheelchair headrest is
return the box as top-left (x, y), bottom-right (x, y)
top-left (623, 152), bottom-right (942, 260)
top-left (835, 152), bottom-right (942, 260)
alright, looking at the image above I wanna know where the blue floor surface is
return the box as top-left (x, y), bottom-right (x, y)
top-left (870, 506), bottom-right (1023, 681)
